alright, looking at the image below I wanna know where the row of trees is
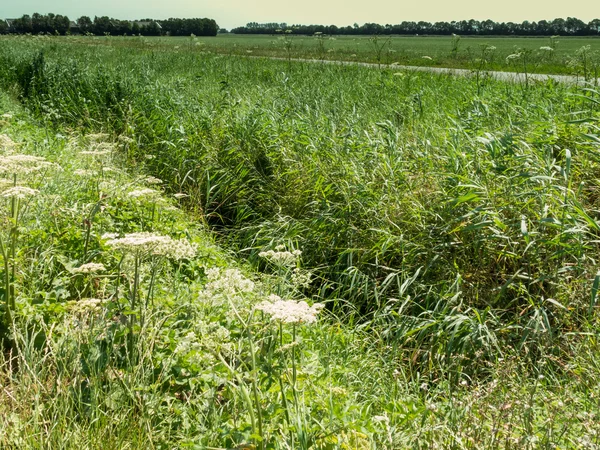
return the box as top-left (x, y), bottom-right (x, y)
top-left (1, 13), bottom-right (218, 36)
top-left (232, 18), bottom-right (600, 36)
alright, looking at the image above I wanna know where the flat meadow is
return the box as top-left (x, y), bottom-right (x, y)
top-left (0, 33), bottom-right (600, 448)
top-left (97, 33), bottom-right (600, 75)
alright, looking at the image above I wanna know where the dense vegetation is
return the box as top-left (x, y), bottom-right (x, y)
top-left (1, 34), bottom-right (600, 448)
top-left (232, 17), bottom-right (600, 36)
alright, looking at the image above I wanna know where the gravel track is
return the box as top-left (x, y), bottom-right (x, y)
top-left (255, 56), bottom-right (599, 86)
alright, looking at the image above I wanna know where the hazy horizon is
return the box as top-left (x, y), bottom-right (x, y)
top-left (1, 0), bottom-right (598, 30)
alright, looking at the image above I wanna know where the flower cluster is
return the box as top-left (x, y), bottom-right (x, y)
top-left (127, 188), bottom-right (160, 199)
top-left (86, 133), bottom-right (110, 142)
top-left (0, 134), bottom-right (17, 151)
top-left (256, 294), bottom-right (324, 324)
top-left (67, 297), bottom-right (106, 314)
top-left (259, 246), bottom-right (302, 267)
top-left (74, 169), bottom-right (96, 177)
top-left (540, 46), bottom-right (554, 52)
top-left (203, 267), bottom-right (255, 296)
top-left (0, 154), bottom-right (57, 175)
top-left (144, 176), bottom-right (162, 185)
top-left (80, 150), bottom-right (111, 157)
top-left (506, 52), bottom-right (522, 62)
top-left (1, 186), bottom-right (39, 199)
top-left (105, 232), bottom-right (197, 260)
top-left (73, 262), bottom-right (106, 274)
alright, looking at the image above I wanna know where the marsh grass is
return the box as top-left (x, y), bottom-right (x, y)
top-left (0, 36), bottom-right (600, 448)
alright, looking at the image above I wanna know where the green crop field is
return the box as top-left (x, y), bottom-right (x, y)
top-left (76, 33), bottom-right (600, 75)
top-left (1, 34), bottom-right (600, 448)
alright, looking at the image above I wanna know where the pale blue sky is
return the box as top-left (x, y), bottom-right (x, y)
top-left (1, 0), bottom-right (597, 30)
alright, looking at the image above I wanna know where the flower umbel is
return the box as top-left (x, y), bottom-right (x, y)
top-left (105, 232), bottom-right (196, 260)
top-left (257, 295), bottom-right (324, 324)
top-left (73, 262), bottom-right (106, 274)
top-left (1, 186), bottom-right (39, 199)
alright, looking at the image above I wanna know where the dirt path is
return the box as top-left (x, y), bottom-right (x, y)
top-left (254, 56), bottom-right (599, 86)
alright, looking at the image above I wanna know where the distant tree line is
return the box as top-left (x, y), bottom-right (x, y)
top-left (1, 13), bottom-right (218, 36)
top-left (232, 18), bottom-right (600, 36)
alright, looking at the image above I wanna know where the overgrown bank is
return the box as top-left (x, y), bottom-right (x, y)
top-left (1, 35), bottom-right (600, 448)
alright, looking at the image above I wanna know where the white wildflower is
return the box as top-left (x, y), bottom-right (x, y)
top-left (1, 186), bottom-right (39, 199)
top-left (101, 232), bottom-right (119, 240)
top-left (256, 295), bottom-right (324, 324)
top-left (203, 267), bottom-right (255, 295)
top-left (144, 176), bottom-right (162, 185)
top-left (105, 232), bottom-right (196, 260)
top-left (421, 55), bottom-right (433, 60)
top-left (127, 188), bottom-right (160, 199)
top-left (118, 135), bottom-right (134, 144)
top-left (86, 133), bottom-right (109, 142)
top-left (259, 248), bottom-right (302, 267)
top-left (74, 169), bottom-right (96, 177)
top-left (73, 262), bottom-right (106, 274)
top-left (174, 192), bottom-right (189, 199)
top-left (0, 154), bottom-right (56, 174)
top-left (80, 150), bottom-right (111, 156)
top-left (0, 134), bottom-right (17, 151)
top-left (506, 52), bottom-right (522, 62)
top-left (1, 113), bottom-right (13, 119)
top-left (291, 268), bottom-right (312, 288)
top-left (67, 298), bottom-right (106, 314)
top-left (540, 46), bottom-right (554, 52)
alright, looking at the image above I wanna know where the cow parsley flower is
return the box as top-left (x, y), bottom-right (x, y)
top-left (127, 188), bottom-right (160, 199)
top-left (0, 134), bottom-right (17, 151)
top-left (74, 169), bottom-right (96, 177)
top-left (73, 262), bottom-right (106, 274)
top-left (259, 248), bottom-right (302, 267)
top-left (105, 232), bottom-right (196, 260)
top-left (203, 267), bottom-right (255, 295)
top-left (144, 176), bottom-right (162, 185)
top-left (1, 186), bottom-right (39, 199)
top-left (540, 46), bottom-right (554, 52)
top-left (0, 154), bottom-right (57, 174)
top-left (80, 150), bottom-right (111, 157)
top-left (256, 295), bottom-right (324, 324)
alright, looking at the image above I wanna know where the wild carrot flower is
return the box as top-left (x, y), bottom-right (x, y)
top-left (144, 176), bottom-right (162, 185)
top-left (127, 188), bottom-right (160, 199)
top-left (73, 262), bottom-right (106, 274)
top-left (259, 248), bottom-right (302, 266)
top-left (105, 232), bottom-right (196, 260)
top-left (0, 154), bottom-right (56, 174)
top-left (74, 169), bottom-right (96, 177)
top-left (256, 294), bottom-right (324, 324)
top-left (80, 150), bottom-right (111, 156)
top-left (1, 186), bottom-right (39, 199)
top-left (203, 267), bottom-right (255, 295)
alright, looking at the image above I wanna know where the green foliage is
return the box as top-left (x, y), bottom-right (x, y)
top-left (1, 37), bottom-right (600, 448)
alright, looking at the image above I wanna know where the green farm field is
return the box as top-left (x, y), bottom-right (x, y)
top-left (1, 34), bottom-right (600, 448)
top-left (78, 33), bottom-right (600, 75)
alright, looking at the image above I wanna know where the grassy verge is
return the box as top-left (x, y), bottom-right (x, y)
top-left (1, 88), bottom-right (600, 449)
top-left (1, 36), bottom-right (600, 448)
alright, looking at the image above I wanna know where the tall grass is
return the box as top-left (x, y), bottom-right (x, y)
top-left (1, 36), bottom-right (600, 448)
